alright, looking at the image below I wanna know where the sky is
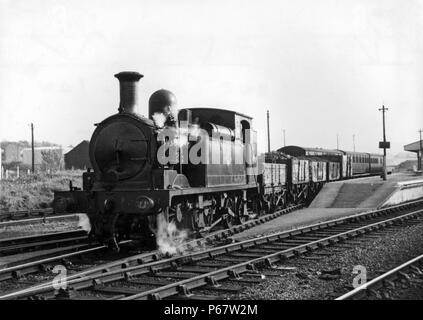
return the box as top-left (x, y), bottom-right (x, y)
top-left (0, 0), bottom-right (422, 156)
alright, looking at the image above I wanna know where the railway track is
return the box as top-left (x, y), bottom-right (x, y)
top-left (0, 230), bottom-right (89, 256)
top-left (336, 253), bottom-right (423, 300)
top-left (0, 208), bottom-right (56, 222)
top-left (0, 204), bottom-right (302, 285)
top-left (2, 199), bottom-right (422, 300)
top-left (0, 240), bottom-right (133, 282)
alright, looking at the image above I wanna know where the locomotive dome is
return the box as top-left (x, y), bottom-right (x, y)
top-left (148, 89), bottom-right (177, 119)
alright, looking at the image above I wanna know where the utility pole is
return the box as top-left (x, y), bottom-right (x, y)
top-left (419, 129), bottom-right (422, 171)
top-left (378, 105), bottom-right (389, 181)
top-left (31, 123), bottom-right (35, 173)
top-left (353, 134), bottom-right (356, 152)
top-left (266, 110), bottom-right (270, 153)
top-left (283, 129), bottom-right (286, 147)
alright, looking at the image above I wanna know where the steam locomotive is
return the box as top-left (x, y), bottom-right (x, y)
top-left (53, 71), bottom-right (384, 250)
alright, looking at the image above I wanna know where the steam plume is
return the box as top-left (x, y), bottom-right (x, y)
top-left (152, 112), bottom-right (167, 128)
top-left (155, 213), bottom-right (188, 256)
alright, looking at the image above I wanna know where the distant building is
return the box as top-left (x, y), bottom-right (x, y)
top-left (4, 144), bottom-right (22, 163)
top-left (404, 140), bottom-right (423, 171)
top-left (64, 140), bottom-right (91, 170)
top-left (20, 147), bottom-right (63, 170)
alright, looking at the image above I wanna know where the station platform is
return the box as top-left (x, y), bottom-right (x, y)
top-left (231, 173), bottom-right (423, 242)
top-left (310, 173), bottom-right (423, 209)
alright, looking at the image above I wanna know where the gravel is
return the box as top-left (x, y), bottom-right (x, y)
top-left (231, 221), bottom-right (423, 300)
top-left (0, 215), bottom-right (83, 239)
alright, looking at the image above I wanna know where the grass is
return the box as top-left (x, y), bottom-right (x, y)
top-left (0, 170), bottom-right (84, 211)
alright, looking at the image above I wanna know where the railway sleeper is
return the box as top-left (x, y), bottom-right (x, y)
top-left (128, 278), bottom-right (172, 287)
top-left (170, 293), bottom-right (222, 300)
top-left (196, 261), bottom-right (233, 268)
top-left (152, 271), bottom-right (200, 279)
top-left (230, 252), bottom-right (266, 258)
top-left (175, 266), bottom-right (218, 273)
top-left (92, 285), bottom-right (142, 296)
top-left (201, 285), bottom-right (244, 293)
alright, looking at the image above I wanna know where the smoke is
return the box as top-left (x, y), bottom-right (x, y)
top-left (152, 112), bottom-right (167, 128)
top-left (155, 213), bottom-right (188, 256)
top-left (77, 214), bottom-right (92, 232)
top-left (152, 105), bottom-right (179, 128)
top-left (168, 105), bottom-right (179, 121)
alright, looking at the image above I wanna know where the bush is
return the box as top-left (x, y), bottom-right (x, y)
top-left (0, 170), bottom-right (84, 211)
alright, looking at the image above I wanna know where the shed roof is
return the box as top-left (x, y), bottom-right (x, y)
top-left (404, 140), bottom-right (423, 153)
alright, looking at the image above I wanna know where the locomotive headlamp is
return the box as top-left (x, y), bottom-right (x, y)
top-left (136, 196), bottom-right (154, 211)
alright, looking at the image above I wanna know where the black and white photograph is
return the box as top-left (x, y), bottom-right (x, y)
top-left (0, 0), bottom-right (423, 312)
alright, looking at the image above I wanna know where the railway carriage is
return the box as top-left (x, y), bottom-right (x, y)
top-left (308, 157), bottom-right (327, 193)
top-left (343, 151), bottom-right (370, 175)
top-left (258, 152), bottom-right (288, 212)
top-left (278, 146), bottom-right (347, 179)
top-left (327, 161), bottom-right (341, 181)
top-left (369, 153), bottom-right (384, 174)
top-left (279, 146), bottom-right (384, 179)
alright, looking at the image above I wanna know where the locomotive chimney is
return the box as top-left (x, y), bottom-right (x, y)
top-left (114, 71), bottom-right (143, 114)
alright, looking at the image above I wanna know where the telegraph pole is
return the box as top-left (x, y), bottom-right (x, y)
top-left (283, 129), bottom-right (286, 147)
top-left (31, 123), bottom-right (35, 173)
top-left (419, 129), bottom-right (422, 171)
top-left (266, 110), bottom-right (270, 152)
top-left (378, 106), bottom-right (389, 180)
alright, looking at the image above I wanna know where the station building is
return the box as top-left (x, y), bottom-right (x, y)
top-left (64, 140), bottom-right (91, 170)
top-left (404, 140), bottom-right (423, 172)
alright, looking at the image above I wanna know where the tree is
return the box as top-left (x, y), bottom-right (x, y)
top-left (40, 149), bottom-right (63, 171)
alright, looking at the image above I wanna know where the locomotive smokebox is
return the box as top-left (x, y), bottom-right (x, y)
top-left (114, 71), bottom-right (143, 114)
top-left (148, 89), bottom-right (177, 120)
